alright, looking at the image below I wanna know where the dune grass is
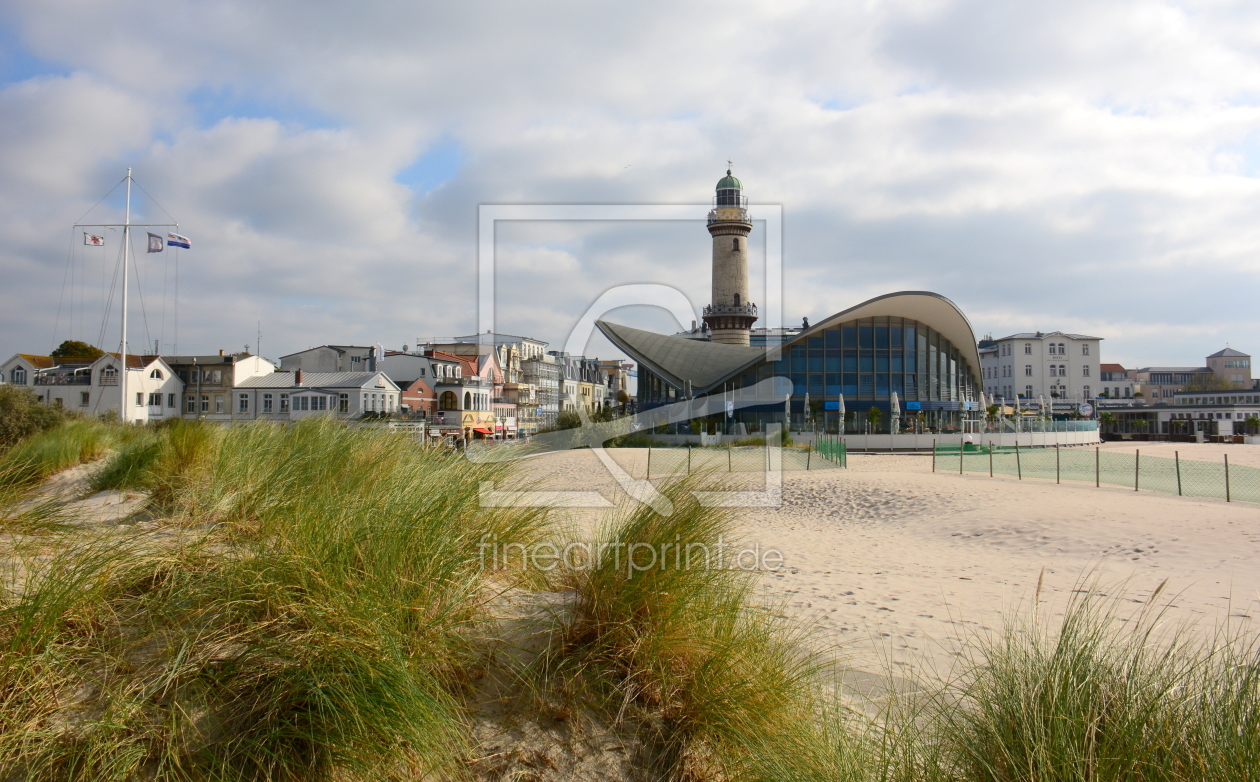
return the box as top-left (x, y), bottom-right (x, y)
top-left (0, 418), bottom-right (551, 780)
top-left (536, 476), bottom-right (869, 780)
top-left (3, 419), bottom-right (1260, 780)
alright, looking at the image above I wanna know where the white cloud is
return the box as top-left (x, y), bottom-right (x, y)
top-left (1, 0), bottom-right (1259, 368)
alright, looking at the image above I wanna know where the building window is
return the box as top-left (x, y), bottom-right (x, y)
top-left (280, 394), bottom-right (289, 413)
top-left (99, 366), bottom-right (117, 385)
top-left (201, 395), bottom-right (209, 413)
top-left (80, 391), bottom-right (89, 407)
top-left (186, 396), bottom-right (196, 413)
top-left (1082, 365), bottom-right (1090, 377)
top-left (439, 391), bottom-right (457, 410)
top-left (150, 369), bottom-right (164, 379)
top-left (148, 392), bottom-right (162, 406)
top-left (1025, 385), bottom-right (1033, 397)
top-left (262, 394), bottom-right (273, 413)
top-left (1025, 365), bottom-right (1032, 376)
top-left (464, 391), bottom-right (472, 409)
top-left (1082, 344), bottom-right (1090, 356)
top-left (1083, 385), bottom-right (1090, 398)
top-left (733, 293), bottom-right (741, 306)
top-left (732, 238), bottom-right (740, 251)
top-left (1024, 343), bottom-right (1032, 354)
top-left (351, 356), bottom-right (361, 364)
top-left (239, 394), bottom-right (249, 413)
top-left (167, 393), bottom-right (175, 408)
top-left (136, 392), bottom-right (144, 407)
top-left (339, 393), bottom-right (349, 413)
top-left (214, 395), bottom-right (224, 413)
top-left (10, 367), bottom-right (26, 385)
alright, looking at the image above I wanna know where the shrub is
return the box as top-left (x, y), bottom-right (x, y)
top-left (0, 385), bottom-right (72, 451)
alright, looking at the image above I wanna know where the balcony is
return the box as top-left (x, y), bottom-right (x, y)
top-left (702, 303), bottom-right (759, 318)
top-left (34, 372), bottom-right (92, 386)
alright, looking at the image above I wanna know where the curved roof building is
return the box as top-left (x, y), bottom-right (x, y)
top-left (596, 172), bottom-right (983, 432)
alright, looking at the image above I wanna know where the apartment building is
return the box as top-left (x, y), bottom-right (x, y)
top-left (2, 352), bottom-right (182, 421)
top-left (978, 331), bottom-right (1101, 402)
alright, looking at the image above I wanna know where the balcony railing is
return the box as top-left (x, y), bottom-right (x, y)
top-left (703, 303), bottom-right (759, 318)
top-left (34, 373), bottom-right (92, 386)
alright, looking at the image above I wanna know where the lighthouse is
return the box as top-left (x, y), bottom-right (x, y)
top-left (701, 169), bottom-right (757, 345)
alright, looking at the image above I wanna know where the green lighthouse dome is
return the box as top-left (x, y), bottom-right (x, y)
top-left (716, 169), bottom-right (742, 190)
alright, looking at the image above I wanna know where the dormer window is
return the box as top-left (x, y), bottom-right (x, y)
top-left (150, 369), bottom-right (164, 379)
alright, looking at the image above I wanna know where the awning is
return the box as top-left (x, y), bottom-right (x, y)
top-left (473, 427), bottom-right (494, 434)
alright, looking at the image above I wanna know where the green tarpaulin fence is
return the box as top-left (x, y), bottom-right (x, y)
top-left (932, 443), bottom-right (1260, 504)
top-left (644, 440), bottom-right (846, 478)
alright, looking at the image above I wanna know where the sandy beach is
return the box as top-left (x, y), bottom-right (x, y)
top-left (521, 445), bottom-right (1260, 676)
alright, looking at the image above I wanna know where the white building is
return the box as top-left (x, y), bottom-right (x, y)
top-left (233, 370), bottom-right (400, 420)
top-left (280, 345), bottom-right (378, 373)
top-left (2, 352), bottom-right (183, 422)
top-left (979, 331), bottom-right (1101, 403)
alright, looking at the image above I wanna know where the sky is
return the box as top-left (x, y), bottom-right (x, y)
top-left (1, 0), bottom-right (1259, 369)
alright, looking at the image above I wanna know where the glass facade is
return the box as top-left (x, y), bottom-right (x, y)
top-left (638, 316), bottom-right (979, 434)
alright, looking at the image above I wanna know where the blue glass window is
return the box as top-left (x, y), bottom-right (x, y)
top-left (825, 375), bottom-right (841, 395)
top-left (860, 355), bottom-right (873, 373)
top-left (808, 335), bottom-right (823, 349)
top-left (774, 357), bottom-right (789, 373)
top-left (824, 329), bottom-right (841, 348)
top-left (905, 375), bottom-right (916, 397)
top-left (842, 381), bottom-right (857, 396)
top-left (825, 355), bottom-right (841, 372)
top-left (906, 354), bottom-right (917, 373)
top-left (892, 375), bottom-right (904, 395)
top-left (792, 375), bottom-right (807, 395)
top-left (808, 354), bottom-right (823, 372)
top-left (905, 326), bottom-right (916, 346)
top-left (860, 375), bottom-right (874, 395)
top-left (875, 327), bottom-right (889, 349)
top-left (876, 355), bottom-right (889, 372)
top-left (808, 376), bottom-right (823, 394)
top-left (842, 327), bottom-right (857, 347)
top-left (876, 374), bottom-right (890, 395)
top-left (891, 355), bottom-right (903, 373)
top-left (843, 355), bottom-right (857, 373)
top-left (859, 326), bottom-right (873, 347)
top-left (891, 326), bottom-right (903, 347)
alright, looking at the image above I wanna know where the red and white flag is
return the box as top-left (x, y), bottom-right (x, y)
top-left (84, 232), bottom-right (104, 246)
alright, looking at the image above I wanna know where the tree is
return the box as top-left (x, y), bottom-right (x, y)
top-left (50, 340), bottom-right (104, 359)
top-left (865, 406), bottom-right (882, 428)
top-left (1181, 376), bottom-right (1233, 393)
top-left (1098, 412), bottom-right (1117, 433)
top-left (1245, 416), bottom-right (1260, 436)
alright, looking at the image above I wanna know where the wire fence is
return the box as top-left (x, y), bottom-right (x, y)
top-left (815, 434), bottom-right (848, 467)
top-left (932, 443), bottom-right (1260, 504)
top-left (644, 443), bottom-right (845, 478)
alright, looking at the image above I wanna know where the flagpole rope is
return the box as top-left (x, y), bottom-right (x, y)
top-left (130, 180), bottom-right (178, 225)
top-left (51, 226), bottom-right (76, 353)
top-left (128, 229), bottom-right (155, 354)
top-left (74, 176), bottom-right (126, 225)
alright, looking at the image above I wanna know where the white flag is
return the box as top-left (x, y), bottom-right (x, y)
top-left (84, 232), bottom-right (104, 246)
top-left (147, 231), bottom-right (164, 253)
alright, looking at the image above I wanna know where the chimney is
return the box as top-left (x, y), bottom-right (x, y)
top-left (219, 349), bottom-right (225, 356)
top-left (295, 369), bottom-right (303, 386)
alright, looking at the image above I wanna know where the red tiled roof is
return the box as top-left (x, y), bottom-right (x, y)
top-left (1100, 363), bottom-right (1126, 372)
top-left (17, 354), bottom-right (56, 368)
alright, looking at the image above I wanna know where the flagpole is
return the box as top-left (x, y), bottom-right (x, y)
top-left (120, 168), bottom-right (131, 423)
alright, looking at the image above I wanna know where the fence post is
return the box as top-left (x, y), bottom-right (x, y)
top-left (989, 443), bottom-right (994, 477)
top-left (960, 442), bottom-right (965, 474)
top-left (1095, 446), bottom-right (1100, 488)
top-left (687, 444), bottom-right (692, 475)
top-left (1016, 443), bottom-right (1022, 480)
top-left (1135, 449), bottom-right (1140, 492)
top-left (807, 445), bottom-right (812, 471)
top-left (1225, 454), bottom-right (1231, 502)
top-left (932, 439), bottom-right (937, 472)
top-left (1056, 443), bottom-right (1061, 484)
top-left (1175, 450), bottom-right (1182, 496)
top-left (728, 443), bottom-right (732, 472)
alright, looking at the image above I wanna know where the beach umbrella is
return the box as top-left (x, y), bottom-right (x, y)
top-left (837, 393), bottom-right (846, 434)
top-left (890, 391), bottom-right (900, 434)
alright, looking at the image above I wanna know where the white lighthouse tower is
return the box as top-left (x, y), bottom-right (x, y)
top-left (702, 169), bottom-right (757, 345)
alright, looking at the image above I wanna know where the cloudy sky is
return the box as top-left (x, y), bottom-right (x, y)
top-left (2, 0), bottom-right (1259, 368)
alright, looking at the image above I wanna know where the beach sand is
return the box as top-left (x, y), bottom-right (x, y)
top-left (519, 445), bottom-right (1260, 676)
